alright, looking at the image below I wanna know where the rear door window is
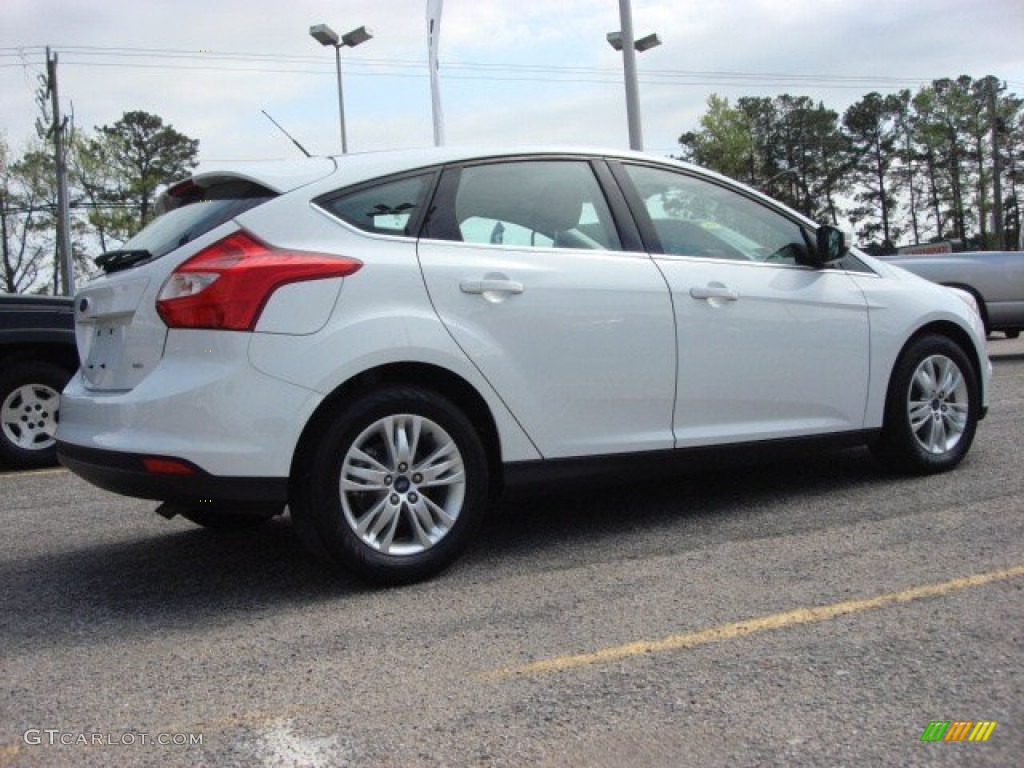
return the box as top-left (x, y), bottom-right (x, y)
top-left (439, 160), bottom-right (622, 250)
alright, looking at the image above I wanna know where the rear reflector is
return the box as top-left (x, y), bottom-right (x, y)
top-left (142, 457), bottom-right (198, 475)
top-left (157, 231), bottom-right (361, 331)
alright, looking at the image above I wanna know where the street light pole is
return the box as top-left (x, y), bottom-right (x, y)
top-left (607, 0), bottom-right (660, 151)
top-left (618, 0), bottom-right (642, 151)
top-left (333, 45), bottom-right (347, 153)
top-left (310, 23), bottom-right (373, 154)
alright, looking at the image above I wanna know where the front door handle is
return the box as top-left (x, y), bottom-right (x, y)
top-left (689, 285), bottom-right (739, 302)
top-left (460, 279), bottom-right (525, 295)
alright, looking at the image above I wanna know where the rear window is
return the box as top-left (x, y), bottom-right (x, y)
top-left (118, 179), bottom-right (275, 262)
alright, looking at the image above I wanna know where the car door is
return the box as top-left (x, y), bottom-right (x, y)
top-left (615, 162), bottom-right (871, 447)
top-left (416, 157), bottom-right (676, 459)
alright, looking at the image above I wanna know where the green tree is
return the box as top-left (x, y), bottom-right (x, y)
top-left (843, 92), bottom-right (905, 250)
top-left (678, 95), bottom-right (757, 184)
top-left (680, 95), bottom-right (851, 222)
top-left (677, 77), bottom-right (1023, 250)
top-left (1, 138), bottom-right (57, 293)
top-left (68, 132), bottom-right (138, 254)
top-left (93, 110), bottom-right (199, 230)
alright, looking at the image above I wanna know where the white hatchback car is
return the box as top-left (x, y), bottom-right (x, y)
top-left (57, 147), bottom-right (991, 584)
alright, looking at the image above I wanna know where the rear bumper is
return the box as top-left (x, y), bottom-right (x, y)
top-left (57, 441), bottom-right (288, 503)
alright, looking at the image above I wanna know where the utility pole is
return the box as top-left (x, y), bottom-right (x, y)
top-left (0, 188), bottom-right (9, 291)
top-left (46, 47), bottom-right (74, 296)
top-left (987, 77), bottom-right (1005, 251)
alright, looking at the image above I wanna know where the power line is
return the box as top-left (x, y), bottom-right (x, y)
top-left (5, 44), bottom-right (1017, 92)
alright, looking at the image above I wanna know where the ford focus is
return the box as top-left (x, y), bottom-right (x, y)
top-left (56, 147), bottom-right (991, 584)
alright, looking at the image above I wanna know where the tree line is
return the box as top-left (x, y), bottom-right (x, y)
top-left (1, 77), bottom-right (198, 294)
top-left (677, 75), bottom-right (1022, 254)
top-left (4, 73), bottom-right (1020, 293)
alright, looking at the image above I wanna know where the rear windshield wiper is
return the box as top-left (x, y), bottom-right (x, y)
top-left (95, 249), bottom-right (154, 274)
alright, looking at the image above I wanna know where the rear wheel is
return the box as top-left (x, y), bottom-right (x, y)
top-left (0, 361), bottom-right (73, 469)
top-left (291, 386), bottom-right (489, 585)
top-left (871, 335), bottom-right (979, 474)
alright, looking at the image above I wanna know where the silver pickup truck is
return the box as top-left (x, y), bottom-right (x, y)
top-left (883, 250), bottom-right (1024, 338)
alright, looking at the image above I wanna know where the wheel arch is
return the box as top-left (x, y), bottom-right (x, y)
top-left (894, 320), bottom-right (985, 399)
top-left (289, 362), bottom-right (504, 497)
top-left (939, 282), bottom-right (990, 333)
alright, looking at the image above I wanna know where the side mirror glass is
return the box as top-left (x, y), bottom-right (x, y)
top-left (815, 225), bottom-right (847, 265)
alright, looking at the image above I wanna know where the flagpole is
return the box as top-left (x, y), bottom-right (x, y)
top-left (427, 0), bottom-right (445, 146)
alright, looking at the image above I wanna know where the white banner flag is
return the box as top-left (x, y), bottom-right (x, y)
top-left (427, 0), bottom-right (445, 146)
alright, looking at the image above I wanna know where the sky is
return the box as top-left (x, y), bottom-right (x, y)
top-left (2, 0), bottom-right (1023, 169)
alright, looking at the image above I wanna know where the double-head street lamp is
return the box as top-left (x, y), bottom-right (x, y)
top-left (605, 31), bottom-right (661, 52)
top-left (607, 0), bottom-right (660, 151)
top-left (309, 23), bottom-right (373, 154)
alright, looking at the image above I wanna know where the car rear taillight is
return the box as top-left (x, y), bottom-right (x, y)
top-left (156, 231), bottom-right (361, 331)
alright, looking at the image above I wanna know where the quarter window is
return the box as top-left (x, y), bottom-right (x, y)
top-left (450, 161), bottom-right (621, 250)
top-left (318, 174), bottom-right (434, 236)
top-left (623, 164), bottom-right (812, 264)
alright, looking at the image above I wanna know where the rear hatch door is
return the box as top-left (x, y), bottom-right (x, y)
top-left (75, 158), bottom-right (337, 391)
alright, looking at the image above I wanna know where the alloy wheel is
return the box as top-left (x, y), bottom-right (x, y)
top-left (338, 414), bottom-right (466, 556)
top-left (906, 354), bottom-right (969, 455)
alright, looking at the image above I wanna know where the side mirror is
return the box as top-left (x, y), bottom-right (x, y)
top-left (814, 225), bottom-right (847, 265)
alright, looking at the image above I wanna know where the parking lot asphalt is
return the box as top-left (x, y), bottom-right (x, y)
top-left (1, 336), bottom-right (1021, 767)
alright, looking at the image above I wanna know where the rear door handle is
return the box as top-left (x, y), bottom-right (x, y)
top-left (689, 285), bottom-right (739, 301)
top-left (460, 279), bottom-right (525, 295)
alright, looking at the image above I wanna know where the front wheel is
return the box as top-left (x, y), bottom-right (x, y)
top-left (290, 386), bottom-right (489, 585)
top-left (871, 335), bottom-right (979, 474)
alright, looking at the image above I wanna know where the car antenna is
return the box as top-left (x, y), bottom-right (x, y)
top-left (261, 109), bottom-right (312, 157)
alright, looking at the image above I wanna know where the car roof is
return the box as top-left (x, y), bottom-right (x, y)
top-left (190, 145), bottom-right (695, 193)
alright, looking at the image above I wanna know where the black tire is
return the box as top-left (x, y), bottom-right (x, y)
top-left (178, 503), bottom-right (283, 532)
top-left (871, 334), bottom-right (979, 475)
top-left (290, 385), bottom-right (489, 585)
top-left (1005, 330), bottom-right (1020, 340)
top-left (0, 361), bottom-right (73, 469)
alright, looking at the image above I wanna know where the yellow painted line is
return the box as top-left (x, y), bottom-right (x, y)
top-left (0, 467), bottom-right (67, 477)
top-left (486, 564), bottom-right (1024, 680)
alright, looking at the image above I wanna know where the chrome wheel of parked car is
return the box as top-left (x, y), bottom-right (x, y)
top-left (291, 386), bottom-right (488, 585)
top-left (872, 335), bottom-right (979, 475)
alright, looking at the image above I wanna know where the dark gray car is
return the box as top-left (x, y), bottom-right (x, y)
top-left (0, 294), bottom-right (78, 468)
